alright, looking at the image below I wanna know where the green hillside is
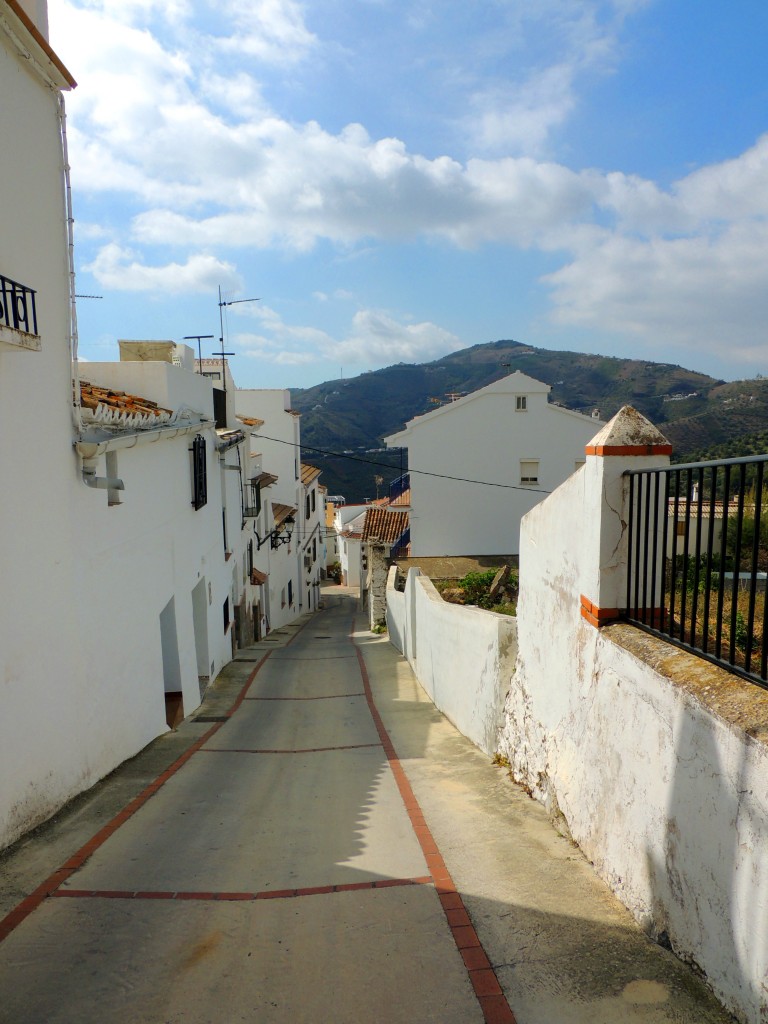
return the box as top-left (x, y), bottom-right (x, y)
top-left (291, 340), bottom-right (768, 502)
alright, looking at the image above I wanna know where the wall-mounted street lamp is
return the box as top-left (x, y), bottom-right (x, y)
top-left (254, 515), bottom-right (295, 550)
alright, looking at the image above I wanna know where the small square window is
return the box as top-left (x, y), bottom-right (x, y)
top-left (520, 460), bottom-right (539, 485)
top-left (515, 395), bottom-right (527, 411)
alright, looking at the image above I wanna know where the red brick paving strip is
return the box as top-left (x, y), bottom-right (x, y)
top-left (0, 627), bottom-right (307, 944)
top-left (52, 877), bottom-right (433, 902)
top-left (245, 692), bottom-right (366, 700)
top-left (353, 636), bottom-right (517, 1024)
top-left (0, 615), bottom-right (326, 945)
top-left (197, 742), bottom-right (382, 754)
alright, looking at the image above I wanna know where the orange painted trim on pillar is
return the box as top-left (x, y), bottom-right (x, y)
top-left (585, 443), bottom-right (673, 457)
top-left (628, 608), bottom-right (668, 629)
top-left (580, 594), bottom-right (620, 627)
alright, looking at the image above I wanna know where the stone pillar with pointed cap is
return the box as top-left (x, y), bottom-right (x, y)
top-left (580, 406), bottom-right (672, 628)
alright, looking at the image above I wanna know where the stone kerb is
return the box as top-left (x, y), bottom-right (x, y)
top-left (580, 406), bottom-right (672, 627)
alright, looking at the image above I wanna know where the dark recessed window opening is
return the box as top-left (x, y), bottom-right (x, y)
top-left (191, 434), bottom-right (207, 510)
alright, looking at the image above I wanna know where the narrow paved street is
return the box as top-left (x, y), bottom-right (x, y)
top-left (0, 588), bottom-right (733, 1024)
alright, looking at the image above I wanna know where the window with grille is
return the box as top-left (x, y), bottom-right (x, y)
top-left (191, 435), bottom-right (207, 510)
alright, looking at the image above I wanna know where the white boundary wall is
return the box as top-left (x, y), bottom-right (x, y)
top-left (497, 419), bottom-right (768, 1024)
top-left (386, 567), bottom-right (516, 755)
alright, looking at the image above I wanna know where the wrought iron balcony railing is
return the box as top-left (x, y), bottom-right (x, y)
top-left (0, 274), bottom-right (38, 336)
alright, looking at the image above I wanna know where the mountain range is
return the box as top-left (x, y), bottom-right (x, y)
top-left (291, 340), bottom-right (768, 503)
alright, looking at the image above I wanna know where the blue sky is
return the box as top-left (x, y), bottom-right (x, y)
top-left (49, 0), bottom-right (768, 389)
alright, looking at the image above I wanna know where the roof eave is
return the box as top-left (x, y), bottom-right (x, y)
top-left (3, 0), bottom-right (77, 88)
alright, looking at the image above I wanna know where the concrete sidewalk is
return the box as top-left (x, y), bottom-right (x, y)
top-left (0, 588), bottom-right (733, 1023)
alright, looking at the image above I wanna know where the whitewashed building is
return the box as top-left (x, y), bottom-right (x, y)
top-left (0, 0), bottom-right (83, 850)
top-left (385, 371), bottom-right (602, 557)
top-left (334, 504), bottom-right (370, 588)
top-left (235, 389), bottom-right (303, 630)
top-left (299, 462), bottom-right (325, 612)
top-left (0, 2), bottom-right (320, 851)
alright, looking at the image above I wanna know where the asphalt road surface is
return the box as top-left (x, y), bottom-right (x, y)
top-left (0, 588), bottom-right (734, 1024)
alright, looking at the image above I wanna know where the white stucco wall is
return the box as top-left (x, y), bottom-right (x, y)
top-left (498, 446), bottom-right (768, 1024)
top-left (0, 12), bottom-right (264, 851)
top-left (236, 390), bottom-right (301, 631)
top-left (386, 567), bottom-right (406, 653)
top-left (0, 18), bottom-right (85, 848)
top-left (386, 372), bottom-right (600, 557)
top-left (386, 568), bottom-right (516, 755)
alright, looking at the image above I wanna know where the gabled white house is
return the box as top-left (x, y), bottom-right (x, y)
top-left (385, 371), bottom-right (602, 557)
top-left (334, 504), bottom-right (369, 587)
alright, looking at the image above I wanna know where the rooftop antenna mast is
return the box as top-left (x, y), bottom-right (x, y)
top-left (217, 286), bottom-right (260, 393)
top-left (184, 334), bottom-right (214, 374)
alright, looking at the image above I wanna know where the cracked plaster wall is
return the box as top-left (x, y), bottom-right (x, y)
top-left (498, 451), bottom-right (768, 1024)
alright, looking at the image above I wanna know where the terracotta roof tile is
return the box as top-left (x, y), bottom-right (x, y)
top-left (252, 471), bottom-right (278, 487)
top-left (238, 415), bottom-right (264, 428)
top-left (272, 502), bottom-right (297, 527)
top-left (250, 568), bottom-right (268, 585)
top-left (80, 380), bottom-right (171, 420)
top-left (362, 508), bottom-right (410, 544)
top-left (301, 463), bottom-right (322, 486)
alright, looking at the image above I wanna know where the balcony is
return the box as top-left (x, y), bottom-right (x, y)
top-left (0, 275), bottom-right (40, 351)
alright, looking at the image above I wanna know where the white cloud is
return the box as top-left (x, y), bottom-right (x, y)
top-left (332, 310), bottom-right (463, 364)
top-left (466, 64), bottom-right (578, 156)
top-left (74, 0), bottom-right (192, 27)
top-left (544, 221), bottom-right (768, 363)
top-left (50, 0), bottom-right (768, 374)
top-left (539, 136), bottom-right (768, 365)
top-left (211, 0), bottom-right (317, 64)
top-left (85, 244), bottom-right (242, 293)
top-left (459, 0), bottom-right (650, 156)
top-left (230, 305), bottom-right (464, 368)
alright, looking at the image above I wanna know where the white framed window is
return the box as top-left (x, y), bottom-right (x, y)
top-left (520, 460), bottom-right (539, 485)
top-left (515, 395), bottom-right (527, 411)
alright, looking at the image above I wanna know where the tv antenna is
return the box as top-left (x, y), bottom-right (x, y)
top-left (217, 287), bottom-right (260, 393)
top-left (184, 334), bottom-right (214, 374)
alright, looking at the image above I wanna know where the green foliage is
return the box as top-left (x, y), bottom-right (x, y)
top-left (675, 554), bottom-right (722, 593)
top-left (457, 569), bottom-right (499, 608)
top-left (734, 610), bottom-right (749, 648)
top-left (446, 568), bottom-right (518, 615)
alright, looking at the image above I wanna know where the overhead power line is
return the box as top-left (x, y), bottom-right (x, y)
top-left (253, 433), bottom-right (552, 494)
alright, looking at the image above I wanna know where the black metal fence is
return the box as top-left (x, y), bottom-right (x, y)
top-left (0, 274), bottom-right (38, 336)
top-left (625, 454), bottom-right (768, 689)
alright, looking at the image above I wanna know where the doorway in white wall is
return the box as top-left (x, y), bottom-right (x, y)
top-left (159, 596), bottom-right (183, 728)
top-left (192, 578), bottom-right (210, 700)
